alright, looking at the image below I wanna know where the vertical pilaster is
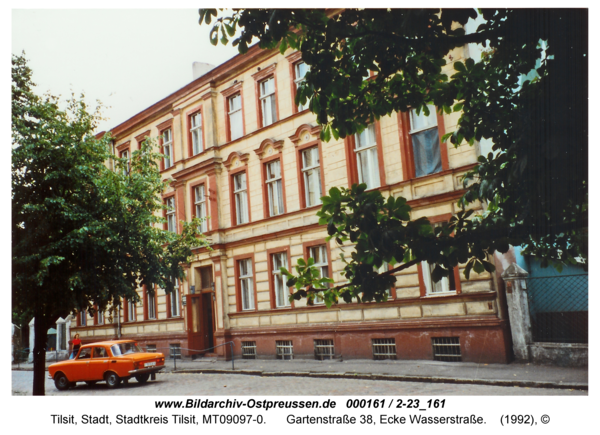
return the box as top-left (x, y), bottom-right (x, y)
top-left (501, 263), bottom-right (532, 361)
top-left (201, 83), bottom-right (219, 149)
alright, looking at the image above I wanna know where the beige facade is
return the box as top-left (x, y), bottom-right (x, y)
top-left (71, 42), bottom-right (511, 363)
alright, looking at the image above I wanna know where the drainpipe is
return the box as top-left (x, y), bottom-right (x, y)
top-left (117, 303), bottom-right (121, 338)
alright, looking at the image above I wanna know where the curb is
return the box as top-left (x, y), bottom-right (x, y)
top-left (171, 368), bottom-right (588, 391)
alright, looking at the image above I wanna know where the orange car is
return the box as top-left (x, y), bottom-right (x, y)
top-left (48, 340), bottom-right (165, 390)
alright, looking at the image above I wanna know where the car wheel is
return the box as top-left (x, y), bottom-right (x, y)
top-left (105, 372), bottom-right (121, 388)
top-left (135, 374), bottom-right (150, 384)
top-left (85, 381), bottom-right (97, 386)
top-left (54, 373), bottom-right (70, 391)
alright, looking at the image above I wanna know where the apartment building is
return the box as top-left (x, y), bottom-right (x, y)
top-left (70, 42), bottom-right (512, 364)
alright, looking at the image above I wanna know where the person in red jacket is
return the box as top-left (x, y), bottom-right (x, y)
top-left (70, 334), bottom-right (81, 359)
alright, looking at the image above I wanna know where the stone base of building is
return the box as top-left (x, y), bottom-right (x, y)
top-left (528, 342), bottom-right (588, 367)
top-left (78, 332), bottom-right (189, 359)
top-left (44, 350), bottom-right (70, 362)
top-left (216, 316), bottom-right (511, 364)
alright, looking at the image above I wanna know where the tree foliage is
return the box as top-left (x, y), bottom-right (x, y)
top-left (199, 9), bottom-right (587, 305)
top-left (12, 54), bottom-right (207, 394)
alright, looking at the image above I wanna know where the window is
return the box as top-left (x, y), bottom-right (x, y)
top-left (294, 62), bottom-right (310, 111)
top-left (308, 245), bottom-right (329, 304)
top-left (354, 124), bottom-right (381, 189)
top-left (147, 288), bottom-right (156, 320)
top-left (377, 262), bottom-right (394, 299)
top-left (233, 172), bottom-right (249, 225)
top-left (97, 310), bottom-right (104, 325)
top-left (166, 196), bottom-right (177, 233)
top-left (228, 94), bottom-right (243, 141)
top-left (190, 112), bottom-right (203, 155)
top-left (162, 128), bottom-right (173, 169)
top-left (272, 252), bottom-right (290, 308)
top-left (120, 149), bottom-right (130, 175)
top-left (242, 341), bottom-right (257, 359)
top-left (301, 146), bottom-right (322, 207)
top-left (259, 77), bottom-right (277, 127)
top-left (314, 339), bottom-right (334, 360)
top-left (194, 185), bottom-right (208, 233)
top-left (238, 259), bottom-right (255, 311)
top-left (372, 338), bottom-right (397, 360)
top-left (265, 160), bottom-right (284, 216)
top-left (419, 219), bottom-right (461, 296)
top-left (93, 347), bottom-right (107, 358)
top-left (432, 337), bottom-right (462, 362)
top-left (79, 310), bottom-right (87, 326)
top-left (146, 344), bottom-right (157, 352)
top-left (77, 348), bottom-right (92, 360)
top-left (409, 105), bottom-right (442, 177)
top-left (421, 261), bottom-right (458, 295)
top-left (170, 279), bottom-right (180, 317)
top-left (127, 299), bottom-right (136, 322)
top-left (276, 340), bottom-right (293, 360)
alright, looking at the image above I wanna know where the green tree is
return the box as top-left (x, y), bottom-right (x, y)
top-left (12, 54), bottom-right (207, 395)
top-left (200, 9), bottom-right (587, 305)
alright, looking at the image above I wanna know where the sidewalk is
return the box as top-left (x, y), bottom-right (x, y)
top-left (13, 357), bottom-right (588, 391)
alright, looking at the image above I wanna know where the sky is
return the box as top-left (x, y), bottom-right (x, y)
top-left (11, 8), bottom-right (240, 133)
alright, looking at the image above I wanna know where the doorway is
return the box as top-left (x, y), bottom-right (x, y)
top-left (186, 266), bottom-right (215, 355)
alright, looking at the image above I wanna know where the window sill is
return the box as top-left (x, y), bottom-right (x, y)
top-left (422, 291), bottom-right (458, 298)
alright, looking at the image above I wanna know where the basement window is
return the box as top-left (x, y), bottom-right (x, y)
top-left (372, 338), bottom-right (397, 360)
top-left (169, 343), bottom-right (181, 360)
top-left (276, 340), bottom-right (294, 360)
top-left (314, 339), bottom-right (335, 360)
top-left (431, 337), bottom-right (462, 362)
top-left (241, 341), bottom-right (257, 359)
top-left (146, 344), bottom-right (157, 353)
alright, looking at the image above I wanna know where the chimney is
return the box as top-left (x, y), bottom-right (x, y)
top-left (193, 62), bottom-right (216, 80)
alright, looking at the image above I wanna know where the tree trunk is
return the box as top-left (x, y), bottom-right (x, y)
top-left (32, 315), bottom-right (49, 396)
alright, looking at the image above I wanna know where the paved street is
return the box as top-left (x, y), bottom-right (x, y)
top-left (12, 370), bottom-right (585, 396)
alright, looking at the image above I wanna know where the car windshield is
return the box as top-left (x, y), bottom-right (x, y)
top-left (110, 342), bottom-right (143, 356)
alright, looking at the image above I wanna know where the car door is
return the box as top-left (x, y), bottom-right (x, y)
top-left (88, 346), bottom-right (109, 381)
top-left (70, 347), bottom-right (92, 381)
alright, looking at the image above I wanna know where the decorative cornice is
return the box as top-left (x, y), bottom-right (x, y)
top-left (251, 63), bottom-right (277, 81)
top-left (226, 313), bottom-right (505, 333)
top-left (156, 118), bottom-right (173, 132)
top-left (253, 138), bottom-right (284, 159)
top-left (223, 151), bottom-right (250, 171)
top-left (116, 141), bottom-right (131, 152)
top-left (289, 123), bottom-right (321, 145)
top-left (220, 81), bottom-right (243, 98)
top-left (135, 130), bottom-right (151, 144)
top-left (285, 51), bottom-right (303, 64)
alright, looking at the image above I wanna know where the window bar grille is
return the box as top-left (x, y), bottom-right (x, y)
top-left (276, 340), bottom-right (294, 360)
top-left (314, 339), bottom-right (335, 360)
top-left (431, 337), bottom-right (462, 362)
top-left (241, 341), bottom-right (257, 359)
top-left (146, 344), bottom-right (157, 353)
top-left (372, 338), bottom-right (396, 360)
